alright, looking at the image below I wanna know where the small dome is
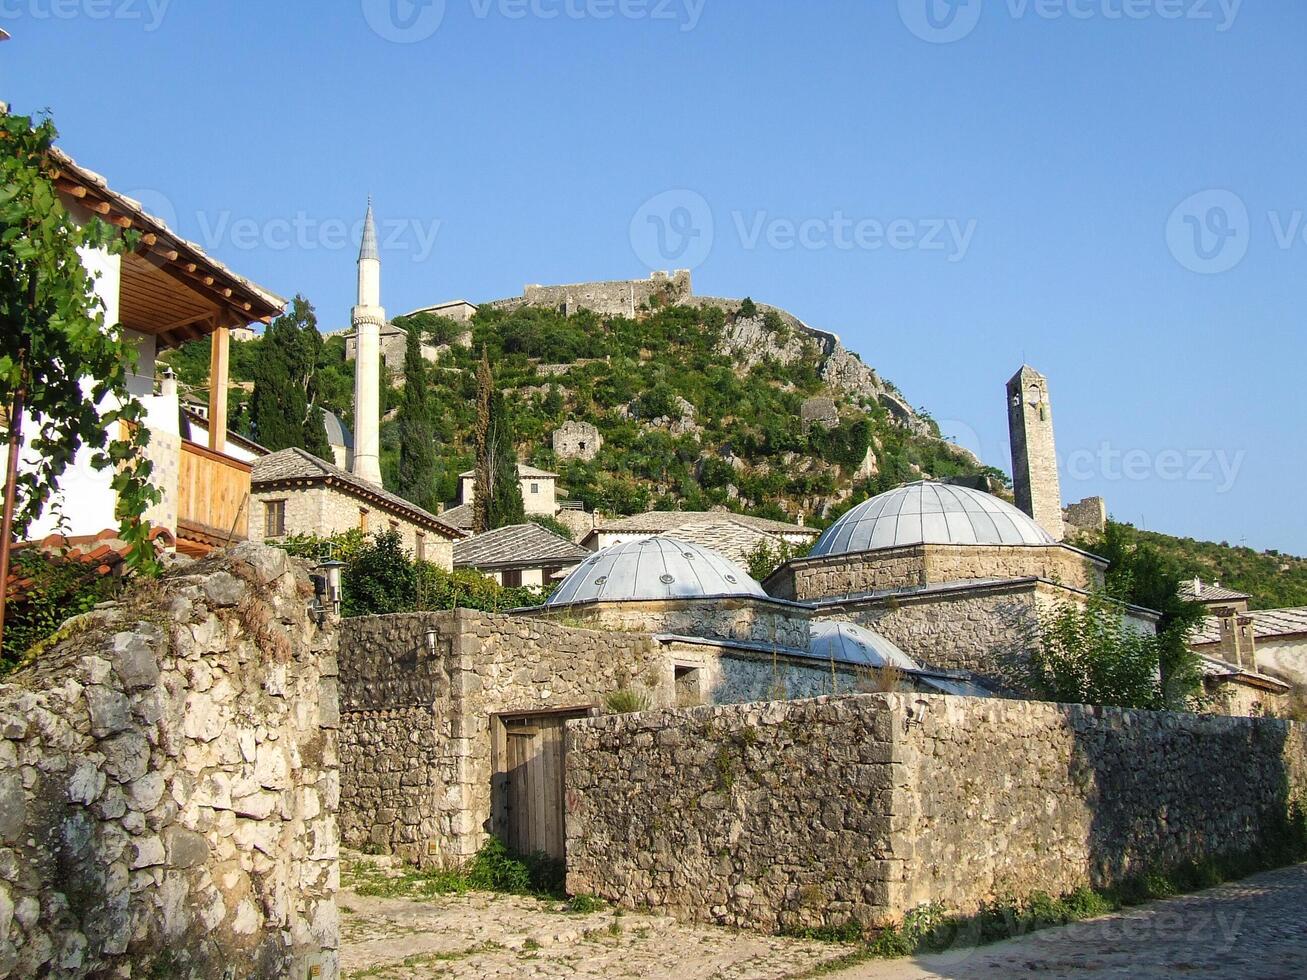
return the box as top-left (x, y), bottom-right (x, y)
top-left (812, 481), bottom-right (1056, 557)
top-left (546, 536), bottom-right (767, 606)
top-left (809, 621), bottom-right (919, 670)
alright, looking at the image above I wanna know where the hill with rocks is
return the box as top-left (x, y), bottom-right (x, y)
top-left (163, 275), bottom-right (1006, 529)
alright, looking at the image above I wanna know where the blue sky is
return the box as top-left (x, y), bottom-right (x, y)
top-left (4, 0), bottom-right (1304, 553)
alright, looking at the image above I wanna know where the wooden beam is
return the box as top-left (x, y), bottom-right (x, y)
top-left (208, 325), bottom-right (229, 453)
top-left (55, 181), bottom-right (87, 198)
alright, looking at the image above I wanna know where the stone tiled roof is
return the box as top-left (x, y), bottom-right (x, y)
top-left (593, 511), bottom-right (818, 538)
top-left (1178, 580), bottom-right (1252, 603)
top-left (440, 503), bottom-right (474, 530)
top-left (1191, 607), bottom-right (1307, 645)
top-left (641, 520), bottom-right (783, 565)
top-left (251, 448), bottom-right (465, 539)
top-left (1198, 656), bottom-right (1291, 692)
top-left (454, 524), bottom-right (590, 570)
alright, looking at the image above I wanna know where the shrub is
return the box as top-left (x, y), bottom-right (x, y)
top-left (604, 687), bottom-right (652, 714)
top-left (2, 550), bottom-right (118, 672)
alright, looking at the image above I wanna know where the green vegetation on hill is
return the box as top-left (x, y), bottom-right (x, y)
top-left (164, 299), bottom-right (1003, 527)
top-left (1090, 523), bottom-right (1307, 611)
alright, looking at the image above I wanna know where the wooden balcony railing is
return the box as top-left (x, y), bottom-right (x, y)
top-left (176, 439), bottom-right (251, 554)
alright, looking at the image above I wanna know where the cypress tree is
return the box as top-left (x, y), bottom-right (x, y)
top-left (396, 327), bottom-right (439, 511)
top-left (487, 393), bottom-right (525, 529)
top-left (473, 348), bottom-right (493, 534)
top-left (250, 294), bottom-right (331, 455)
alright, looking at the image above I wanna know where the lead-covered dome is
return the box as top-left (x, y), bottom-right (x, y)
top-left (546, 536), bottom-right (768, 606)
top-left (808, 621), bottom-right (919, 670)
top-left (812, 481), bottom-right (1056, 558)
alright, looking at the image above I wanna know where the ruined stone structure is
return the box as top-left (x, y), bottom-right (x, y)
top-left (800, 397), bottom-right (839, 431)
top-left (0, 545), bottom-right (339, 977)
top-left (485, 271), bottom-right (693, 319)
top-left (565, 694), bottom-right (1307, 933)
top-left (1008, 366), bottom-right (1065, 541)
top-left (552, 420), bottom-right (603, 462)
top-left (342, 321), bottom-right (438, 377)
top-left (1063, 495), bottom-right (1108, 535)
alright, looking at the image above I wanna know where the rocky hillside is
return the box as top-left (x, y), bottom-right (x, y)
top-left (164, 284), bottom-right (1005, 528)
top-left (386, 291), bottom-right (1002, 525)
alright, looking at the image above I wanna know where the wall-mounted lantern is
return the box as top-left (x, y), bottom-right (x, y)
top-left (423, 626), bottom-right (440, 657)
top-left (315, 557), bottom-right (347, 619)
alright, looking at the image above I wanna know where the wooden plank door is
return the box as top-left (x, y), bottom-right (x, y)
top-left (501, 712), bottom-right (582, 860)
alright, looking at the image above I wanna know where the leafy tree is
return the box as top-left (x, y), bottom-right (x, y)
top-left (738, 297), bottom-right (758, 318)
top-left (395, 327), bottom-right (439, 512)
top-left (1078, 521), bottom-right (1206, 706)
top-left (0, 111), bottom-right (161, 647)
top-left (249, 294), bottom-right (331, 455)
top-left (528, 514), bottom-right (574, 542)
top-left (1020, 592), bottom-right (1165, 710)
top-left (743, 538), bottom-right (813, 583)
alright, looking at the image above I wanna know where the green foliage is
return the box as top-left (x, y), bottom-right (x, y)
top-left (743, 538), bottom-right (814, 583)
top-left (346, 837), bottom-right (565, 901)
top-left (603, 687), bottom-right (652, 714)
top-left (527, 514), bottom-right (574, 542)
top-left (738, 297), bottom-right (758, 318)
top-left (394, 311), bottom-right (466, 348)
top-left (564, 894), bottom-right (606, 914)
top-left (395, 327), bottom-right (440, 513)
top-left (276, 529), bottom-right (543, 617)
top-left (1, 550), bottom-right (116, 671)
top-left (0, 111), bottom-right (159, 570)
top-left (1077, 521), bottom-right (1206, 706)
top-left (488, 395), bottom-right (525, 530)
top-left (1085, 521), bottom-right (1307, 611)
top-left (1021, 592), bottom-right (1165, 709)
top-left (249, 295), bottom-right (331, 455)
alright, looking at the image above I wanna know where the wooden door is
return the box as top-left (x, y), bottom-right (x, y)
top-left (500, 712), bottom-right (585, 860)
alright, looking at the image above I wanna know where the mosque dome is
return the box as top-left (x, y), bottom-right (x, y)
top-left (811, 481), bottom-right (1056, 558)
top-left (546, 536), bottom-right (768, 607)
top-left (808, 621), bottom-right (919, 670)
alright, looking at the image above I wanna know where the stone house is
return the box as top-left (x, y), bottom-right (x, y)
top-left (1191, 605), bottom-right (1307, 689)
top-left (453, 523), bottom-right (591, 588)
top-left (338, 321), bottom-right (439, 378)
top-left (442, 464), bottom-right (560, 529)
top-left (249, 448), bottom-right (465, 568)
top-left (582, 511), bottom-right (819, 563)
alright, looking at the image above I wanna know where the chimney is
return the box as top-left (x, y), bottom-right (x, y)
top-left (1215, 606), bottom-right (1257, 671)
top-left (1193, 577), bottom-right (1202, 597)
top-left (159, 367), bottom-right (178, 400)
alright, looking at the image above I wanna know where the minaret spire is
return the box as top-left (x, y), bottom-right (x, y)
top-left (351, 198), bottom-right (385, 487)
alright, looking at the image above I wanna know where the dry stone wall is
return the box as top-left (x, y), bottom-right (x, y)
top-left (0, 543), bottom-right (339, 978)
top-left (565, 694), bottom-right (1307, 934)
top-left (338, 611), bottom-right (667, 867)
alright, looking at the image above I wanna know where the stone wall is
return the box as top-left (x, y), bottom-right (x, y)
top-left (767, 543), bottom-right (1104, 602)
top-left (524, 597), bottom-right (811, 652)
top-left (565, 694), bottom-right (1307, 934)
top-left (338, 611), bottom-right (667, 867)
top-left (0, 544), bottom-right (339, 978)
top-left (553, 420), bottom-right (603, 462)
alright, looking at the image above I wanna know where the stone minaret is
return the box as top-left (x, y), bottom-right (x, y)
top-left (351, 201), bottom-right (385, 487)
top-left (1007, 365), bottom-right (1065, 541)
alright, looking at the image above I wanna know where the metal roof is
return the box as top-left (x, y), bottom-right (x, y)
top-left (808, 620), bottom-right (919, 670)
top-left (545, 536), bottom-right (767, 607)
top-left (455, 523), bottom-right (590, 570)
top-left (359, 201), bottom-right (379, 262)
top-left (812, 482), bottom-right (1056, 557)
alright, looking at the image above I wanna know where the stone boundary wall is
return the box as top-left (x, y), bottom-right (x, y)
top-left (523, 597), bottom-right (811, 652)
top-left (338, 611), bottom-right (666, 867)
top-left (0, 544), bottom-right (339, 978)
top-left (766, 543), bottom-right (1104, 602)
top-left (565, 694), bottom-right (1306, 934)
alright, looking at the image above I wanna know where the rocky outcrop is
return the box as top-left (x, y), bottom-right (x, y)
top-left (0, 544), bottom-right (339, 978)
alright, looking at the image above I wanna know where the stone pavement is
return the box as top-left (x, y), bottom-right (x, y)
top-left (835, 863), bottom-right (1307, 980)
top-left (340, 860), bottom-right (1307, 979)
